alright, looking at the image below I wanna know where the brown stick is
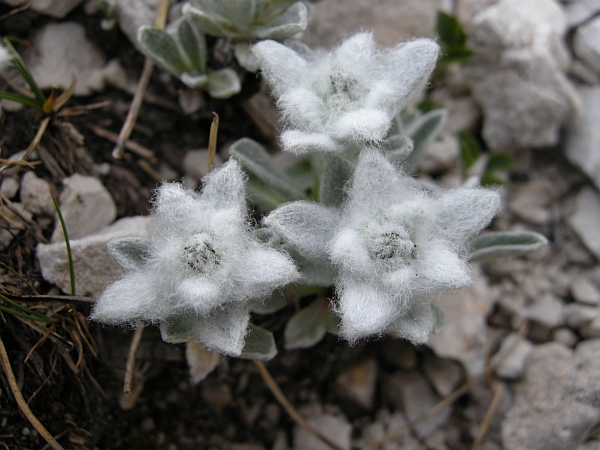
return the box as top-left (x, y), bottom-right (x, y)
top-left (207, 112), bottom-right (219, 173)
top-left (123, 326), bottom-right (144, 395)
top-left (111, 0), bottom-right (170, 159)
top-left (0, 336), bottom-right (65, 450)
top-left (471, 381), bottom-right (506, 450)
top-left (253, 360), bottom-right (345, 450)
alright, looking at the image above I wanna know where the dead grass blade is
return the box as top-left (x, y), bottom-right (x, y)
top-left (123, 326), bottom-right (144, 395)
top-left (0, 335), bottom-right (65, 450)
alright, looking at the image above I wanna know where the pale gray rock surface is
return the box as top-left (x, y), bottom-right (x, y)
top-left (569, 187), bottom-right (600, 260)
top-left (23, 22), bottom-right (118, 96)
top-left (422, 354), bottom-right (463, 397)
top-left (571, 277), bottom-right (600, 305)
top-left (385, 371), bottom-right (451, 439)
top-left (334, 359), bottom-right (378, 409)
top-left (466, 0), bottom-right (579, 150)
top-left (491, 333), bottom-right (534, 380)
top-left (302, 0), bottom-right (451, 48)
top-left (502, 341), bottom-right (600, 450)
top-left (51, 173), bottom-right (117, 243)
top-left (293, 413), bottom-right (352, 450)
top-left (20, 171), bottom-right (54, 216)
top-left (115, 0), bottom-right (161, 52)
top-left (565, 0), bottom-right (600, 28)
top-left (428, 271), bottom-right (493, 377)
top-left (0, 177), bottom-right (19, 200)
top-left (564, 86), bottom-right (600, 190)
top-left (38, 216), bottom-right (151, 297)
top-left (508, 179), bottom-right (556, 225)
top-left (573, 17), bottom-right (600, 73)
top-left (0, 0), bottom-right (82, 18)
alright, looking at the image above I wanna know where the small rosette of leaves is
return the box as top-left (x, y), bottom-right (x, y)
top-left (138, 17), bottom-right (240, 97)
top-left (183, 0), bottom-right (308, 41)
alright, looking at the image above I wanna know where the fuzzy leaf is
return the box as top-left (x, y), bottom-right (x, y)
top-left (183, 4), bottom-right (230, 37)
top-left (138, 26), bottom-right (188, 75)
top-left (319, 156), bottom-right (352, 207)
top-left (256, 2), bottom-right (308, 39)
top-left (204, 69), bottom-right (241, 99)
top-left (246, 174), bottom-right (290, 210)
top-left (284, 297), bottom-right (330, 350)
top-left (284, 158), bottom-right (314, 192)
top-left (178, 18), bottom-right (206, 73)
top-left (251, 290), bottom-right (290, 314)
top-left (107, 237), bottom-right (151, 271)
top-left (469, 231), bottom-right (548, 261)
top-left (324, 311), bottom-right (341, 334)
top-left (239, 323), bottom-right (277, 360)
top-left (160, 314), bottom-right (196, 344)
top-left (230, 138), bottom-right (307, 199)
top-left (403, 109), bottom-right (447, 172)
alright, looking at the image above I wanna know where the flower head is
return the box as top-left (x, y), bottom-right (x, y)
top-left (265, 149), bottom-right (500, 343)
top-left (91, 160), bottom-right (299, 356)
top-left (252, 33), bottom-right (440, 155)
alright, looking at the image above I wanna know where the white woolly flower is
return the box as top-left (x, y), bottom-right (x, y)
top-left (252, 33), bottom-right (439, 155)
top-left (265, 149), bottom-right (500, 344)
top-left (0, 41), bottom-right (12, 72)
top-left (92, 159), bottom-right (299, 357)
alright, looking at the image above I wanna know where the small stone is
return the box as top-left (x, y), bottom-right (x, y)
top-left (0, 203), bottom-right (32, 250)
top-left (553, 328), bottom-right (579, 347)
top-left (23, 22), bottom-right (116, 96)
top-left (422, 354), bottom-right (463, 397)
top-left (491, 333), bottom-right (534, 380)
top-left (569, 188), bottom-right (600, 260)
top-left (185, 341), bottom-right (221, 385)
top-left (580, 316), bottom-right (600, 339)
top-left (508, 180), bottom-right (555, 225)
top-left (572, 278), bottom-right (600, 305)
top-left (563, 303), bottom-right (598, 328)
top-left (564, 0), bottom-right (600, 27)
top-left (182, 149), bottom-right (223, 183)
top-left (0, 177), bottom-right (19, 200)
top-left (573, 17), bottom-right (600, 74)
top-left (51, 173), bottom-right (117, 242)
top-left (334, 359), bottom-right (378, 409)
top-left (526, 294), bottom-right (564, 328)
top-left (20, 171), bottom-right (54, 216)
top-left (37, 216), bottom-right (151, 297)
top-left (385, 371), bottom-right (450, 439)
top-left (293, 413), bottom-right (352, 450)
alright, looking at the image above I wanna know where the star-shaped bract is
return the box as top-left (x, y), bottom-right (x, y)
top-left (252, 33), bottom-right (440, 155)
top-left (91, 160), bottom-right (299, 356)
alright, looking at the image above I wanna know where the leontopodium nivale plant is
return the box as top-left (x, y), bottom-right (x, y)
top-left (183, 0), bottom-right (308, 41)
top-left (91, 160), bottom-right (299, 356)
top-left (252, 33), bottom-right (440, 155)
top-left (138, 17), bottom-right (241, 96)
top-left (265, 149), bottom-right (501, 344)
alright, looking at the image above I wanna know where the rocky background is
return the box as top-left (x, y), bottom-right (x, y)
top-left (2, 0), bottom-right (600, 449)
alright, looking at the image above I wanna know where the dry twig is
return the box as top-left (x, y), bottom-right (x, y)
top-left (123, 326), bottom-right (145, 395)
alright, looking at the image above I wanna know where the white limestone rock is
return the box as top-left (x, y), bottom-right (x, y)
top-left (569, 187), bottom-right (600, 260)
top-left (573, 17), bottom-right (600, 74)
top-left (51, 173), bottom-right (117, 243)
top-left (564, 86), bottom-right (600, 190)
top-left (571, 277), bottom-right (600, 305)
top-left (20, 171), bottom-right (54, 216)
top-left (302, 0), bottom-right (451, 48)
top-left (466, 0), bottom-right (580, 150)
top-left (293, 413), bottom-right (352, 450)
top-left (491, 333), bottom-right (534, 380)
top-left (0, 0), bottom-right (82, 18)
top-left (23, 22), bottom-right (121, 96)
top-left (0, 177), bottom-right (19, 200)
top-left (422, 354), bottom-right (463, 397)
top-left (565, 0), bottom-right (600, 28)
top-left (37, 216), bottom-right (151, 297)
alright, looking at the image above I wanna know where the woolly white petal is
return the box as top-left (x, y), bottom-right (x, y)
top-left (415, 240), bottom-right (471, 293)
top-left (332, 32), bottom-right (376, 69)
top-left (337, 280), bottom-right (401, 341)
top-left (236, 245), bottom-right (299, 295)
top-left (329, 228), bottom-right (374, 275)
top-left (384, 39), bottom-right (440, 111)
top-left (193, 304), bottom-right (250, 357)
top-left (280, 130), bottom-right (341, 154)
top-left (387, 299), bottom-right (436, 345)
top-left (91, 272), bottom-right (165, 324)
top-left (434, 188), bottom-right (501, 251)
top-left (265, 201), bottom-right (341, 261)
top-left (332, 108), bottom-right (391, 142)
top-left (177, 277), bottom-right (223, 314)
top-left (252, 40), bottom-right (306, 95)
top-left (279, 87), bottom-right (328, 131)
top-left (200, 159), bottom-right (247, 213)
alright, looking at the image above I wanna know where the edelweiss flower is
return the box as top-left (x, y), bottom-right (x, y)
top-left (92, 160), bottom-right (299, 356)
top-left (265, 149), bottom-right (500, 343)
top-left (252, 33), bottom-right (439, 155)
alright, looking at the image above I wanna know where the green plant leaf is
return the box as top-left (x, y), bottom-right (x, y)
top-left (459, 130), bottom-right (481, 172)
top-left (239, 323), bottom-right (277, 360)
top-left (246, 173), bottom-right (291, 210)
top-left (204, 68), bottom-right (241, 99)
top-left (107, 237), bottom-right (152, 271)
top-left (469, 231), bottom-right (548, 261)
top-left (324, 310), bottom-right (341, 334)
top-left (0, 90), bottom-right (42, 110)
top-left (178, 18), bottom-right (207, 73)
top-left (4, 37), bottom-right (46, 105)
top-left (256, 1), bottom-right (308, 39)
top-left (138, 26), bottom-right (189, 76)
top-left (485, 152), bottom-right (512, 172)
top-left (437, 11), bottom-right (467, 48)
top-left (251, 290), bottom-right (290, 314)
top-left (183, 4), bottom-right (230, 37)
top-left (284, 297), bottom-right (330, 350)
top-left (402, 109), bottom-right (447, 173)
top-left (161, 314), bottom-right (196, 344)
top-left (284, 158), bottom-right (314, 192)
top-left (230, 138), bottom-right (307, 199)
top-left (319, 156), bottom-right (352, 207)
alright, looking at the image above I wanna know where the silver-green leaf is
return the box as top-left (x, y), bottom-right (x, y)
top-left (107, 237), bottom-right (152, 271)
top-left (284, 297), bottom-right (330, 350)
top-left (239, 323), bottom-right (277, 360)
top-left (469, 231), bottom-right (548, 261)
top-left (402, 109), bottom-right (447, 173)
